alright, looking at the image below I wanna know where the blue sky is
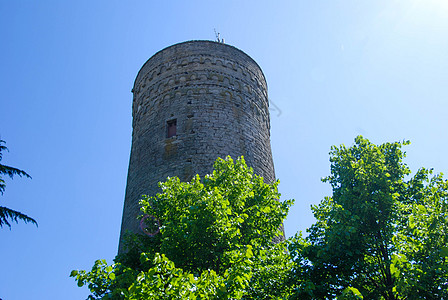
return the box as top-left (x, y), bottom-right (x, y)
top-left (1, 1), bottom-right (447, 299)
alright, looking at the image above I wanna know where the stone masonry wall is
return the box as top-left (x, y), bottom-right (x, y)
top-left (119, 40), bottom-right (276, 253)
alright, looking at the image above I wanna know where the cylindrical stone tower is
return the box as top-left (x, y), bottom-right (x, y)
top-left (119, 40), bottom-right (275, 252)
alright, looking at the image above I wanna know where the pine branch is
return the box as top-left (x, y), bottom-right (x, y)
top-left (0, 177), bottom-right (5, 196)
top-left (0, 206), bottom-right (38, 228)
top-left (0, 139), bottom-right (31, 194)
top-left (0, 140), bottom-right (8, 160)
top-left (0, 164), bottom-right (31, 179)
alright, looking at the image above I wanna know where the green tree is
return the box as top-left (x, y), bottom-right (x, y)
top-left (0, 139), bottom-right (37, 228)
top-left (289, 136), bottom-right (448, 299)
top-left (72, 156), bottom-right (293, 299)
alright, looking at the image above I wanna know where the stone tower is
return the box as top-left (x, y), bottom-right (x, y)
top-left (119, 40), bottom-right (276, 252)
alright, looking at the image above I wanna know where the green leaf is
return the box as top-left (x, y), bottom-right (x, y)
top-left (441, 247), bottom-right (448, 257)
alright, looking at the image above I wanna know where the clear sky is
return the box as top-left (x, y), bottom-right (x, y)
top-left (1, 1), bottom-right (447, 299)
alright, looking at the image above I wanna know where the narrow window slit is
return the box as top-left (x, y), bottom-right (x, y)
top-left (166, 119), bottom-right (177, 138)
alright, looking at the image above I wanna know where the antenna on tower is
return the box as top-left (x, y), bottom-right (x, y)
top-left (214, 28), bottom-right (224, 43)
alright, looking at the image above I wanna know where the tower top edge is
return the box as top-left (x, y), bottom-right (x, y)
top-left (133, 40), bottom-right (267, 88)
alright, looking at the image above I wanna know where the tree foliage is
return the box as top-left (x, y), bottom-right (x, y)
top-left (0, 139), bottom-right (37, 228)
top-left (73, 137), bottom-right (448, 299)
top-left (289, 136), bottom-right (448, 299)
top-left (72, 156), bottom-right (293, 299)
